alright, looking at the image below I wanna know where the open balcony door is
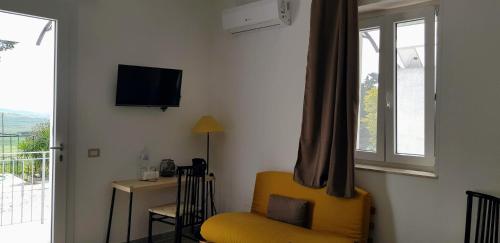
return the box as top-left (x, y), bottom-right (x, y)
top-left (0, 6), bottom-right (69, 243)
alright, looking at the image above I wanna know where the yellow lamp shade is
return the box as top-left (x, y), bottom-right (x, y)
top-left (192, 115), bottom-right (224, 133)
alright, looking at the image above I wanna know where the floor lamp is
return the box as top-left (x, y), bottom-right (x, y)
top-left (192, 115), bottom-right (224, 174)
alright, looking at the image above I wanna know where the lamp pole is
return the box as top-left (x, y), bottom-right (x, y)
top-left (206, 132), bottom-right (210, 174)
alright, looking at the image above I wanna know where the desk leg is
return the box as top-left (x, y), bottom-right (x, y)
top-left (127, 192), bottom-right (134, 243)
top-left (106, 188), bottom-right (116, 243)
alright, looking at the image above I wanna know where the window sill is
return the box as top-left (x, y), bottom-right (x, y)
top-left (355, 163), bottom-right (438, 178)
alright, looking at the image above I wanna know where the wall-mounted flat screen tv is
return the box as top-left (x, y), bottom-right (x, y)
top-left (116, 64), bottom-right (182, 111)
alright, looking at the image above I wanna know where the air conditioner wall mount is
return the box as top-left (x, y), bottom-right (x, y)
top-left (222, 0), bottom-right (291, 34)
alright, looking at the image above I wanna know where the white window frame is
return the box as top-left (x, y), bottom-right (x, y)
top-left (356, 22), bottom-right (385, 162)
top-left (356, 4), bottom-right (438, 174)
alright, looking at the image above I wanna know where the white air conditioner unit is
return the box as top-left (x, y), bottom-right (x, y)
top-left (222, 0), bottom-right (291, 34)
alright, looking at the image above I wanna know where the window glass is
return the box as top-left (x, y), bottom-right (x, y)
top-left (395, 19), bottom-right (425, 156)
top-left (357, 28), bottom-right (380, 152)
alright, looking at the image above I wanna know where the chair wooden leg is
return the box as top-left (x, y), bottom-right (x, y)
top-left (148, 212), bottom-right (153, 243)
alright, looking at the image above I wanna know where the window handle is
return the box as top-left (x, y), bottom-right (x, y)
top-left (50, 143), bottom-right (64, 151)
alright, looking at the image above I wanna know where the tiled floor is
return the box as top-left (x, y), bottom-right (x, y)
top-left (0, 222), bottom-right (50, 243)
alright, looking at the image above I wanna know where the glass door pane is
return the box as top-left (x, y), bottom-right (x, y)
top-left (0, 10), bottom-right (55, 243)
top-left (395, 19), bottom-right (425, 156)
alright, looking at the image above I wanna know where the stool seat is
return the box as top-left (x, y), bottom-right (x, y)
top-left (149, 203), bottom-right (182, 218)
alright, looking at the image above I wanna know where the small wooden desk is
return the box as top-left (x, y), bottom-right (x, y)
top-left (106, 176), bottom-right (214, 243)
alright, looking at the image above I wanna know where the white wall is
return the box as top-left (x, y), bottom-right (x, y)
top-left (206, 0), bottom-right (308, 212)
top-left (71, 1), bottom-right (214, 242)
top-left (208, 0), bottom-right (500, 242)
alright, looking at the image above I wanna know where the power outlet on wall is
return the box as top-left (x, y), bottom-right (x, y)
top-left (88, 148), bottom-right (100, 158)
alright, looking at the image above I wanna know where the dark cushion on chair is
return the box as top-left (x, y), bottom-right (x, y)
top-left (266, 194), bottom-right (310, 227)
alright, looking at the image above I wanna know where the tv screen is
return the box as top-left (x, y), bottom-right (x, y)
top-left (116, 64), bottom-right (182, 109)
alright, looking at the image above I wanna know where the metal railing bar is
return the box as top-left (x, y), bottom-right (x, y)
top-left (0, 154), bottom-right (49, 157)
top-left (11, 159), bottom-right (14, 224)
top-left (1, 160), bottom-right (3, 226)
top-left (0, 151), bottom-right (51, 226)
top-left (0, 151), bottom-right (49, 156)
top-left (0, 187), bottom-right (47, 192)
top-left (0, 157), bottom-right (50, 163)
top-left (41, 157), bottom-right (45, 224)
top-left (31, 160), bottom-right (34, 221)
top-left (21, 160), bottom-right (24, 223)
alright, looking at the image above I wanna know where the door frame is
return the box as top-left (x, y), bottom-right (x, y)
top-left (0, 1), bottom-right (74, 242)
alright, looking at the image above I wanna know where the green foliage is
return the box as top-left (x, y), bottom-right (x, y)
top-left (0, 138), bottom-right (22, 153)
top-left (0, 39), bottom-right (17, 52)
top-left (0, 160), bottom-right (48, 182)
top-left (358, 73), bottom-right (378, 151)
top-left (0, 39), bottom-right (17, 62)
top-left (363, 73), bottom-right (378, 89)
top-left (2, 122), bottom-right (52, 181)
top-left (361, 87), bottom-right (378, 149)
top-left (18, 122), bottom-right (50, 153)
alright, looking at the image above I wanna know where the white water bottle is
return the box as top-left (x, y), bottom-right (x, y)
top-left (137, 148), bottom-right (150, 179)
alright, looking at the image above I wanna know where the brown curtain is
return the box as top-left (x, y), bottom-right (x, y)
top-left (294, 0), bottom-right (359, 198)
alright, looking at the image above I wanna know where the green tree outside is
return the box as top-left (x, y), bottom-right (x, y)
top-left (0, 39), bottom-right (17, 52)
top-left (8, 122), bottom-right (51, 181)
top-left (358, 73), bottom-right (378, 151)
top-left (361, 87), bottom-right (378, 149)
top-left (18, 122), bottom-right (50, 153)
top-left (0, 39), bottom-right (17, 62)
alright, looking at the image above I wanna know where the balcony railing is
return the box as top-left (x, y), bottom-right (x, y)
top-left (0, 151), bottom-right (50, 226)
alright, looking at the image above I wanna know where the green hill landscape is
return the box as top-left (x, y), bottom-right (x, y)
top-left (0, 109), bottom-right (49, 134)
top-left (0, 109), bottom-right (50, 153)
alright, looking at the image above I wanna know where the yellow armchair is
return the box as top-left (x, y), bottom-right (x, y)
top-left (201, 171), bottom-right (372, 243)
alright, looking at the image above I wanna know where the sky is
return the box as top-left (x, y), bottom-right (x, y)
top-left (0, 11), bottom-right (55, 115)
top-left (361, 20), bottom-right (426, 83)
